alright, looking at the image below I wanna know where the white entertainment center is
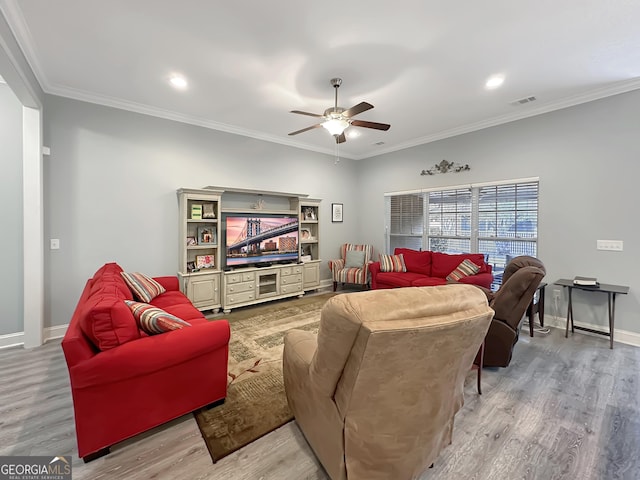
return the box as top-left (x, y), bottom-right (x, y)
top-left (177, 186), bottom-right (321, 313)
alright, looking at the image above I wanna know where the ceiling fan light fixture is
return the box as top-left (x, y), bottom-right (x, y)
top-left (322, 118), bottom-right (350, 136)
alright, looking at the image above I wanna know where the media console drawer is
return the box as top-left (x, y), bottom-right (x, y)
top-left (226, 281), bottom-right (255, 294)
top-left (226, 271), bottom-right (255, 284)
top-left (226, 290), bottom-right (256, 305)
top-left (281, 266), bottom-right (303, 276)
top-left (281, 283), bottom-right (303, 294)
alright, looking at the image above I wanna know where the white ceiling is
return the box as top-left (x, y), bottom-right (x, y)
top-left (2, 0), bottom-right (640, 159)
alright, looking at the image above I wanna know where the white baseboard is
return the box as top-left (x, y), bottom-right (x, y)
top-left (542, 315), bottom-right (640, 348)
top-left (0, 332), bottom-right (24, 349)
top-left (0, 324), bottom-right (68, 350)
top-left (45, 324), bottom-right (68, 342)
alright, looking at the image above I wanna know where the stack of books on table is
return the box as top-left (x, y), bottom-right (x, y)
top-left (573, 276), bottom-right (599, 287)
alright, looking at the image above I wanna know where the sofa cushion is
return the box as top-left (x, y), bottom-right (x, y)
top-left (157, 302), bottom-right (207, 323)
top-left (79, 289), bottom-right (141, 350)
top-left (125, 300), bottom-right (192, 335)
top-left (376, 272), bottom-right (426, 288)
top-left (91, 262), bottom-right (123, 280)
top-left (121, 272), bottom-right (166, 303)
top-left (431, 252), bottom-right (487, 278)
top-left (394, 248), bottom-right (432, 275)
top-left (345, 249), bottom-right (366, 269)
top-left (411, 277), bottom-right (448, 287)
top-left (89, 273), bottom-right (133, 300)
top-left (379, 254), bottom-right (406, 272)
top-left (446, 259), bottom-right (481, 282)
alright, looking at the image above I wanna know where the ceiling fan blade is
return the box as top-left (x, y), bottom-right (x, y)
top-left (290, 110), bottom-right (324, 118)
top-left (288, 124), bottom-right (322, 136)
top-left (351, 119), bottom-right (391, 131)
top-left (335, 133), bottom-right (346, 144)
top-left (342, 102), bottom-right (374, 118)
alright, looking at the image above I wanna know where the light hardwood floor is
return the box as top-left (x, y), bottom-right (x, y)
top-left (1, 325), bottom-right (639, 480)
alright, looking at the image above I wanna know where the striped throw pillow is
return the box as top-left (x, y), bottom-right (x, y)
top-left (120, 272), bottom-right (166, 303)
top-left (124, 300), bottom-right (191, 335)
top-left (446, 259), bottom-right (480, 282)
top-left (379, 254), bottom-right (407, 272)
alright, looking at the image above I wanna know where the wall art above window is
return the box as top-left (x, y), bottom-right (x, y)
top-left (420, 160), bottom-right (470, 176)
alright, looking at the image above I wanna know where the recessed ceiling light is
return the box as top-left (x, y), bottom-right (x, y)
top-left (169, 74), bottom-right (188, 90)
top-left (485, 75), bottom-right (505, 89)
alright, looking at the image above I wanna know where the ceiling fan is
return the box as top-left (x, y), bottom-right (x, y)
top-left (288, 78), bottom-right (390, 144)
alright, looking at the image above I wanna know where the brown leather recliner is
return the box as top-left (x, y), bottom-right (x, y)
top-left (283, 285), bottom-right (494, 480)
top-left (483, 255), bottom-right (546, 368)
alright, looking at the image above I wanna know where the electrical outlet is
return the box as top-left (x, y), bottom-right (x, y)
top-left (553, 289), bottom-right (561, 299)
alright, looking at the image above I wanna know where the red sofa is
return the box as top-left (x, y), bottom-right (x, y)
top-left (62, 262), bottom-right (230, 461)
top-left (370, 248), bottom-right (493, 290)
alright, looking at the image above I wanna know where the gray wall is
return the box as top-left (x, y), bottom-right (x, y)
top-left (0, 84), bottom-right (24, 335)
top-left (358, 89), bottom-right (640, 334)
top-left (43, 95), bottom-right (360, 328)
top-left (41, 88), bottom-right (640, 337)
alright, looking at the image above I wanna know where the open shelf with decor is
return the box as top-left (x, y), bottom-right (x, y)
top-left (177, 188), bottom-right (223, 312)
top-left (299, 198), bottom-right (321, 291)
top-left (178, 186), bottom-right (322, 311)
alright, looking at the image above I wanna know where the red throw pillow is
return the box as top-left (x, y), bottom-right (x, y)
top-left (79, 291), bottom-right (140, 350)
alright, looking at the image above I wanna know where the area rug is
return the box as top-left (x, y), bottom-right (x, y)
top-left (194, 292), bottom-right (336, 463)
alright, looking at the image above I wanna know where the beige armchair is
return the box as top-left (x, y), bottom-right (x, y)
top-left (283, 285), bottom-right (494, 480)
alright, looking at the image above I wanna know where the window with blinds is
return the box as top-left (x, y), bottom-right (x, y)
top-left (385, 179), bottom-right (538, 288)
top-left (427, 188), bottom-right (472, 253)
top-left (387, 193), bottom-right (424, 251)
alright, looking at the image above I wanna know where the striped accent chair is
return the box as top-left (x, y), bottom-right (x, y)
top-left (328, 243), bottom-right (374, 291)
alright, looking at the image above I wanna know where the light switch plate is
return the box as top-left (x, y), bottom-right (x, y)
top-left (50, 238), bottom-right (60, 250)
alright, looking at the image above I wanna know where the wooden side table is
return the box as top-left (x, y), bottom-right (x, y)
top-left (526, 282), bottom-right (547, 337)
top-left (554, 279), bottom-right (629, 349)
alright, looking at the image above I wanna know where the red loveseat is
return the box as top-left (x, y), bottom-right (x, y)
top-left (370, 248), bottom-right (493, 290)
top-left (61, 262), bottom-right (230, 462)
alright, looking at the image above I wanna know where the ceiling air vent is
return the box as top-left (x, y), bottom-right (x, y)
top-left (509, 96), bottom-right (537, 106)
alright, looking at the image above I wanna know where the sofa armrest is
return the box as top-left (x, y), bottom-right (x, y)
top-left (153, 276), bottom-right (179, 291)
top-left (369, 261), bottom-right (381, 289)
top-left (459, 272), bottom-right (494, 289)
top-left (70, 320), bottom-right (230, 389)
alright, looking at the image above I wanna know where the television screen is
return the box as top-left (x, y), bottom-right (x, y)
top-left (225, 215), bottom-right (299, 267)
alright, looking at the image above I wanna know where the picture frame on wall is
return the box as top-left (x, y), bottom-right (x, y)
top-left (332, 203), bottom-right (343, 223)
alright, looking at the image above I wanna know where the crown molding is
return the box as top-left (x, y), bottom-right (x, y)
top-left (3, 0), bottom-right (639, 161)
top-left (46, 82), bottom-right (357, 159)
top-left (362, 77), bottom-right (640, 159)
top-left (0, 0), bottom-right (49, 89)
